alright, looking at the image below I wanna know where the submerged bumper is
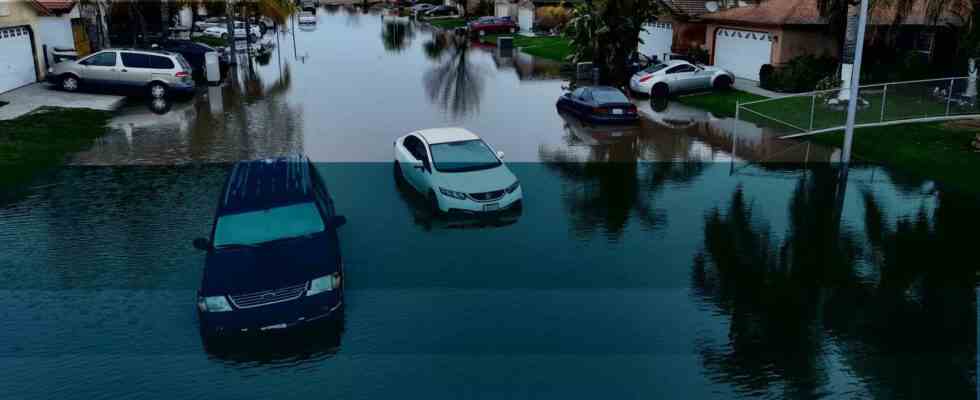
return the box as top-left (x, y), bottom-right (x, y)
top-left (199, 290), bottom-right (342, 335)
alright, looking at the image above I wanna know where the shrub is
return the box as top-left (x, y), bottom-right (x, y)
top-left (536, 6), bottom-right (570, 31)
top-left (759, 54), bottom-right (838, 93)
top-left (686, 47), bottom-right (709, 65)
top-left (475, 0), bottom-right (494, 17)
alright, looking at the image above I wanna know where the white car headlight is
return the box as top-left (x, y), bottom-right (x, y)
top-left (198, 296), bottom-right (232, 312)
top-left (506, 180), bottom-right (520, 193)
top-left (307, 273), bottom-right (341, 296)
top-left (439, 187), bottom-right (468, 200)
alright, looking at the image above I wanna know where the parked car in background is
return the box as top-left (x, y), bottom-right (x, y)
top-left (194, 17), bottom-right (228, 32)
top-left (556, 86), bottom-right (639, 124)
top-left (203, 21), bottom-right (262, 40)
top-left (194, 156), bottom-right (347, 337)
top-left (393, 128), bottom-right (522, 215)
top-left (423, 5), bottom-right (456, 17)
top-left (411, 3), bottom-right (435, 14)
top-left (149, 39), bottom-right (220, 80)
top-left (47, 49), bottom-right (195, 98)
top-left (629, 59), bottom-right (734, 98)
top-left (298, 11), bottom-right (317, 25)
top-left (467, 16), bottom-right (518, 36)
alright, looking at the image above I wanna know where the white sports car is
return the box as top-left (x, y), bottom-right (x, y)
top-left (393, 128), bottom-right (523, 215)
top-left (629, 60), bottom-right (735, 98)
top-left (202, 21), bottom-right (262, 40)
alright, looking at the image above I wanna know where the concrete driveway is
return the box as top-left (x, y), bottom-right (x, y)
top-left (0, 83), bottom-right (126, 120)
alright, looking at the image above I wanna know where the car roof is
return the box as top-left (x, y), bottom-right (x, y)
top-left (105, 48), bottom-right (178, 57)
top-left (415, 127), bottom-right (480, 144)
top-left (217, 155), bottom-right (318, 216)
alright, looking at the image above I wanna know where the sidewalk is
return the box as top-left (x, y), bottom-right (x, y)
top-left (0, 83), bottom-right (126, 120)
top-left (732, 78), bottom-right (782, 98)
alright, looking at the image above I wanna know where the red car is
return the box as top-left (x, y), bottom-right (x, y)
top-left (467, 17), bottom-right (518, 36)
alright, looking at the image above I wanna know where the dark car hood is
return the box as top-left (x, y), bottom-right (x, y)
top-left (201, 233), bottom-right (340, 296)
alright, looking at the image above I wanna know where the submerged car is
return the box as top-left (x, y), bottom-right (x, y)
top-left (194, 156), bottom-right (348, 337)
top-left (148, 39), bottom-right (220, 80)
top-left (47, 49), bottom-right (195, 98)
top-left (393, 128), bottom-right (522, 215)
top-left (629, 59), bottom-right (734, 98)
top-left (556, 86), bottom-right (639, 124)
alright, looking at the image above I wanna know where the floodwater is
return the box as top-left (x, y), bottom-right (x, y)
top-left (1, 7), bottom-right (977, 399)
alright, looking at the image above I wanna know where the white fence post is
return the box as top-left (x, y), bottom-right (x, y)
top-left (809, 93), bottom-right (816, 131)
top-left (946, 78), bottom-right (954, 116)
top-left (880, 84), bottom-right (887, 122)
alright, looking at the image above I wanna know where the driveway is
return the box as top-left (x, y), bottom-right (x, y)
top-left (0, 83), bottom-right (126, 120)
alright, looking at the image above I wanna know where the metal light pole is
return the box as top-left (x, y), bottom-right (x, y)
top-left (226, 0), bottom-right (238, 65)
top-left (841, 0), bottom-right (870, 164)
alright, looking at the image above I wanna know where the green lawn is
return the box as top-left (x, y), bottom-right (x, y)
top-left (426, 18), bottom-right (467, 30)
top-left (192, 35), bottom-right (228, 48)
top-left (479, 34), bottom-right (572, 62)
top-left (810, 122), bottom-right (980, 194)
top-left (679, 89), bottom-right (980, 194)
top-left (0, 107), bottom-right (111, 190)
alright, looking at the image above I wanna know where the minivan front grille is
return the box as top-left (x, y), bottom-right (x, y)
top-left (468, 189), bottom-right (506, 202)
top-left (229, 282), bottom-right (307, 309)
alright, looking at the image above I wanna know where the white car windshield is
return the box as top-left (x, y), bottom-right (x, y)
top-left (430, 140), bottom-right (501, 173)
top-left (213, 202), bottom-right (324, 247)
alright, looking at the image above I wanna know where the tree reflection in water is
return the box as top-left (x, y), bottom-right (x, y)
top-left (422, 33), bottom-right (486, 120)
top-left (693, 166), bottom-right (977, 398)
top-left (381, 19), bottom-right (414, 53)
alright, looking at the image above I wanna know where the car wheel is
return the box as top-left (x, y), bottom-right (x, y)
top-left (393, 160), bottom-right (406, 185)
top-left (148, 83), bottom-right (168, 99)
top-left (651, 83), bottom-right (669, 98)
top-left (221, 33), bottom-right (228, 40)
top-left (714, 75), bottom-right (733, 91)
top-left (428, 190), bottom-right (442, 216)
top-left (60, 74), bottom-right (79, 92)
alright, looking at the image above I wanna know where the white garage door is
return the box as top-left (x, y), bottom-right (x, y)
top-left (639, 22), bottom-right (672, 61)
top-left (714, 28), bottom-right (772, 81)
top-left (0, 26), bottom-right (37, 94)
top-left (518, 7), bottom-right (533, 32)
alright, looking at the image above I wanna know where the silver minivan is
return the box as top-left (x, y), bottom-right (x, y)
top-left (47, 49), bottom-right (196, 98)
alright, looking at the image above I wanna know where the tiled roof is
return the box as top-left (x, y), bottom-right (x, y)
top-left (31, 0), bottom-right (77, 16)
top-left (700, 0), bottom-right (969, 27)
top-left (660, 0), bottom-right (711, 17)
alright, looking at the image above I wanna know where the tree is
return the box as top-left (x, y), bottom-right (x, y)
top-left (563, 0), bottom-right (659, 87)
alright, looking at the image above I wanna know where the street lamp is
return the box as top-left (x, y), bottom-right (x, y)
top-left (840, 0), bottom-right (870, 164)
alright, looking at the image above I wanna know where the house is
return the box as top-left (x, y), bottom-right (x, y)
top-left (698, 0), bottom-right (969, 81)
top-left (493, 0), bottom-right (584, 33)
top-left (643, 0), bottom-right (719, 60)
top-left (1, 0), bottom-right (44, 94)
top-left (0, 0), bottom-right (97, 94)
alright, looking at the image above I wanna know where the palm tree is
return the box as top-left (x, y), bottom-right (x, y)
top-left (563, 0), bottom-right (660, 86)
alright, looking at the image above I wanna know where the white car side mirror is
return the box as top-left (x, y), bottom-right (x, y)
top-left (496, 151), bottom-right (505, 160)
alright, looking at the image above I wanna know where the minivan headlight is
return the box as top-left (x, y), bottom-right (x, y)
top-left (439, 187), bottom-right (468, 200)
top-left (198, 296), bottom-right (232, 312)
top-left (307, 273), bottom-right (341, 296)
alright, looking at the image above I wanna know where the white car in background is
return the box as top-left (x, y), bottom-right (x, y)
top-left (393, 128), bottom-right (522, 215)
top-left (298, 11), bottom-right (317, 25)
top-left (202, 21), bottom-right (262, 40)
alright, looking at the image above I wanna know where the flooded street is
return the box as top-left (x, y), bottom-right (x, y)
top-left (1, 8), bottom-right (977, 399)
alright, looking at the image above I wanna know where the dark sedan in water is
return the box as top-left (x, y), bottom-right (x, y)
top-left (556, 86), bottom-right (639, 124)
top-left (194, 156), bottom-right (347, 337)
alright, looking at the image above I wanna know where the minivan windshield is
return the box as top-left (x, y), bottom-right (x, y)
top-left (430, 140), bottom-right (501, 173)
top-left (213, 202), bottom-right (324, 248)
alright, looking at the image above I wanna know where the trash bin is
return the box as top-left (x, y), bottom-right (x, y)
top-left (51, 47), bottom-right (78, 64)
top-left (205, 51), bottom-right (221, 84)
top-left (497, 36), bottom-right (514, 50)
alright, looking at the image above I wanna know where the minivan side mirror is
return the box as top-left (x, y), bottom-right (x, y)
top-left (329, 215), bottom-right (347, 229)
top-left (193, 238), bottom-right (211, 251)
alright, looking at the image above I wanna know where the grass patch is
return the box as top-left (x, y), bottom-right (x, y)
top-left (0, 107), bottom-right (111, 190)
top-left (676, 90), bottom-right (767, 117)
top-left (809, 122), bottom-right (980, 194)
top-left (192, 35), bottom-right (228, 48)
top-left (479, 34), bottom-right (572, 62)
top-left (426, 18), bottom-right (467, 29)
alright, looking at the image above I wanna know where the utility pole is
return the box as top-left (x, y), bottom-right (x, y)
top-left (840, 0), bottom-right (869, 164)
top-left (226, 0), bottom-right (238, 65)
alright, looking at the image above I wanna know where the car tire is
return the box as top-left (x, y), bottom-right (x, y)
top-left (148, 82), bottom-right (168, 99)
top-left (60, 74), bottom-right (80, 92)
top-left (651, 83), bottom-right (669, 98)
top-left (393, 160), bottom-right (406, 185)
top-left (714, 75), bottom-right (733, 91)
top-left (221, 33), bottom-right (228, 40)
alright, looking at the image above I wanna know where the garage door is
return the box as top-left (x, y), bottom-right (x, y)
top-left (639, 22), bottom-right (672, 61)
top-left (518, 7), bottom-right (533, 32)
top-left (714, 28), bottom-right (772, 81)
top-left (0, 26), bottom-right (37, 94)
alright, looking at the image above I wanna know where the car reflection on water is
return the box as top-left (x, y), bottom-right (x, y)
top-left (194, 156), bottom-right (347, 340)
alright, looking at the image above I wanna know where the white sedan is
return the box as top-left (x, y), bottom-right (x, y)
top-left (394, 128), bottom-right (522, 215)
top-left (202, 21), bottom-right (262, 40)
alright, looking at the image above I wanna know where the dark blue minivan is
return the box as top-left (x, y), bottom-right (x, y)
top-left (194, 156), bottom-right (346, 336)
